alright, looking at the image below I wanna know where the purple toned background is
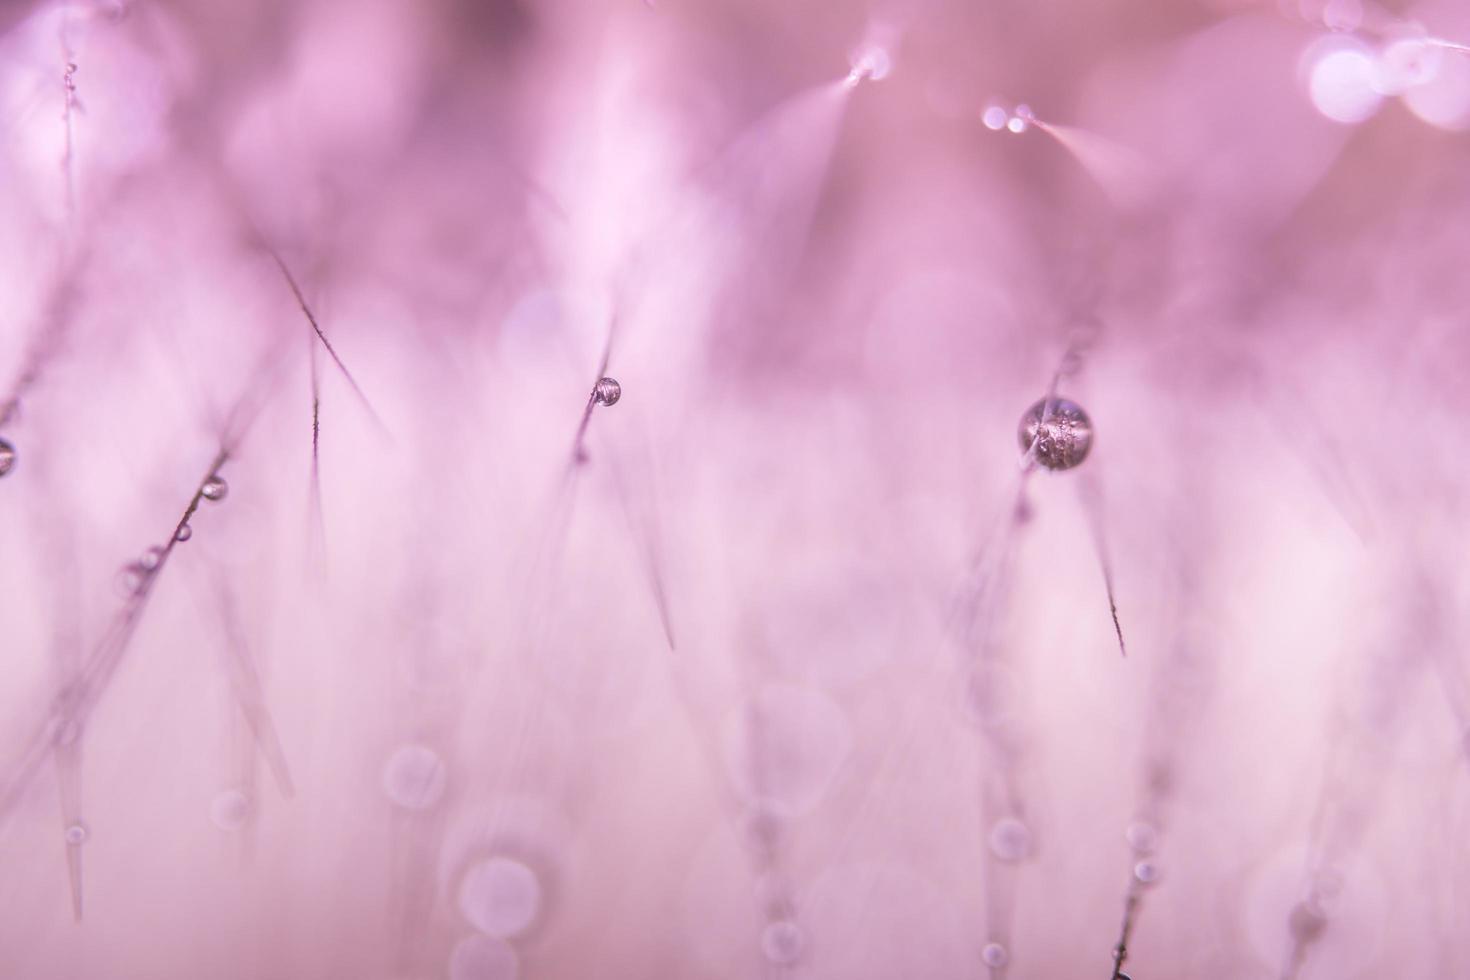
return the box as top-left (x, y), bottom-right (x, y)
top-left (2, 0), bottom-right (1469, 978)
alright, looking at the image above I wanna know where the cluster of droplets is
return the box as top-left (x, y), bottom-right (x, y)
top-left (115, 475), bottom-right (227, 595)
top-left (982, 102), bottom-right (1035, 134)
top-left (1304, 21), bottom-right (1470, 127)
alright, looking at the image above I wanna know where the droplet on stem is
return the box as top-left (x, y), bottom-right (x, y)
top-left (981, 942), bottom-right (1010, 968)
top-left (201, 475), bottom-right (228, 502)
top-left (988, 816), bottom-right (1033, 862)
top-left (64, 823), bottom-right (88, 845)
top-left (1017, 397), bottom-right (1094, 470)
top-left (1125, 821), bottom-right (1159, 855)
top-left (0, 437), bottom-right (15, 477)
top-left (592, 377), bottom-right (622, 407)
top-left (210, 789), bottom-right (252, 831)
top-left (116, 561), bottom-right (150, 597)
top-left (175, 524), bottom-right (193, 542)
top-left (139, 546), bottom-right (165, 571)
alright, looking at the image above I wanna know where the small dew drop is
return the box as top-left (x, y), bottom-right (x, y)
top-left (175, 524), bottom-right (193, 542)
top-left (1017, 397), bottom-right (1094, 471)
top-left (1125, 821), bottom-right (1159, 855)
top-left (0, 438), bottom-right (15, 477)
top-left (64, 823), bottom-right (88, 845)
top-left (761, 920), bottom-right (805, 965)
top-left (981, 942), bottom-right (1010, 968)
top-left (201, 476), bottom-right (228, 502)
top-left (210, 789), bottom-right (253, 831)
top-left (1133, 860), bottom-right (1162, 886)
top-left (116, 561), bottom-right (150, 597)
top-left (592, 377), bottom-right (622, 407)
top-left (1006, 115), bottom-right (1029, 134)
top-left (988, 817), bottom-right (1033, 863)
top-left (382, 744), bottom-right (448, 811)
top-left (457, 856), bottom-right (542, 939)
top-left (982, 105), bottom-right (1009, 130)
top-left (139, 545), bottom-right (165, 571)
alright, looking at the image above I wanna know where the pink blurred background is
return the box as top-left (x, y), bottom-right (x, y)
top-left (2, 0), bottom-right (1470, 977)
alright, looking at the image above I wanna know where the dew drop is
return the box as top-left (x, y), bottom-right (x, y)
top-left (1133, 860), bottom-right (1162, 886)
top-left (116, 561), bottom-right (150, 597)
top-left (457, 856), bottom-right (542, 938)
top-left (988, 817), bottom-right (1032, 863)
top-left (175, 524), bottom-right (193, 542)
top-left (982, 105), bottom-right (1009, 130)
top-left (139, 545), bottom-right (165, 571)
top-left (981, 941), bottom-right (1010, 968)
top-left (210, 789), bottom-right (252, 831)
top-left (201, 475), bottom-right (228, 502)
top-left (381, 744), bottom-right (448, 811)
top-left (592, 377), bottom-right (622, 406)
top-left (0, 437), bottom-right (15, 477)
top-left (64, 823), bottom-right (88, 845)
top-left (1017, 397), bottom-right (1094, 471)
top-left (761, 919), bottom-right (804, 965)
top-left (1125, 821), bottom-right (1159, 855)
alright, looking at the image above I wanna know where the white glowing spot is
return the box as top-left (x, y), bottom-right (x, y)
top-left (1402, 43), bottom-right (1470, 130)
top-left (1373, 37), bottom-right (1444, 95)
top-left (381, 744), bottom-right (448, 811)
top-left (844, 47), bottom-right (892, 88)
top-left (1006, 115), bottom-right (1029, 134)
top-left (448, 936), bottom-right (519, 980)
top-left (457, 857), bottom-right (542, 939)
top-left (982, 105), bottom-right (1008, 131)
top-left (1308, 45), bottom-right (1383, 124)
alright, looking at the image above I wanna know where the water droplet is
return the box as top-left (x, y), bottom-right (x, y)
top-left (457, 856), bottom-right (542, 938)
top-left (64, 823), bottom-right (88, 845)
top-left (1017, 397), bottom-right (1093, 470)
top-left (761, 919), bottom-right (804, 965)
top-left (1125, 821), bottom-right (1159, 855)
top-left (381, 744), bottom-right (448, 811)
top-left (0, 438), bottom-right (15, 477)
top-left (592, 377), bottom-right (622, 406)
top-left (1006, 114), bottom-right (1029, 134)
top-left (1133, 860), bottom-right (1162, 886)
top-left (988, 817), bottom-right (1032, 863)
top-left (139, 545), bottom-right (165, 571)
top-left (175, 524), bottom-right (193, 542)
top-left (210, 789), bottom-right (252, 830)
top-left (448, 935), bottom-right (520, 980)
top-left (116, 561), bottom-right (150, 597)
top-left (982, 105), bottom-right (1009, 130)
top-left (201, 476), bottom-right (228, 502)
top-left (981, 942), bottom-right (1010, 968)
